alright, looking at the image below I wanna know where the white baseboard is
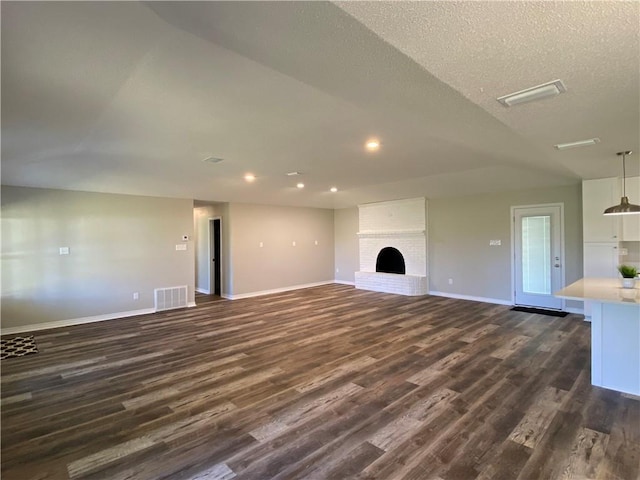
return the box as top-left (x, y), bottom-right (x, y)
top-left (223, 281), bottom-right (335, 300)
top-left (429, 291), bottom-right (513, 306)
top-left (1, 300), bottom-right (199, 335)
top-left (429, 291), bottom-right (585, 314)
top-left (565, 307), bottom-right (585, 315)
top-left (1, 307), bottom-right (157, 335)
top-left (334, 280), bottom-right (355, 286)
top-left (195, 287), bottom-right (211, 294)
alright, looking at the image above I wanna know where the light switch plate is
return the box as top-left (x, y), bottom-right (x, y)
top-left (175, 244), bottom-right (187, 251)
top-left (59, 247), bottom-right (70, 255)
top-left (489, 240), bottom-right (501, 246)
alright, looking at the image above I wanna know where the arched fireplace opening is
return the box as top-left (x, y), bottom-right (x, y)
top-left (376, 247), bottom-right (406, 275)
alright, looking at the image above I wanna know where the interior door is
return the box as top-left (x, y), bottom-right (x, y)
top-left (513, 205), bottom-right (564, 310)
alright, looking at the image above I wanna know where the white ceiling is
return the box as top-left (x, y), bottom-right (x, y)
top-left (2, 1), bottom-right (639, 209)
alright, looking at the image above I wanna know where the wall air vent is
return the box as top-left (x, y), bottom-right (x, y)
top-left (154, 286), bottom-right (188, 311)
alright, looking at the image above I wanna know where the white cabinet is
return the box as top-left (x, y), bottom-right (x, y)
top-left (583, 242), bottom-right (619, 318)
top-left (592, 302), bottom-right (640, 395)
top-left (582, 178), bottom-right (620, 242)
top-left (583, 243), bottom-right (619, 278)
top-left (621, 176), bottom-right (640, 241)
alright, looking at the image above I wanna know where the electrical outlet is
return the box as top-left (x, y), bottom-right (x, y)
top-left (336, 268), bottom-right (340, 273)
top-left (259, 242), bottom-right (264, 248)
top-left (59, 247), bottom-right (70, 255)
top-left (315, 240), bottom-right (318, 245)
top-left (448, 278), bottom-right (453, 285)
top-left (620, 248), bottom-right (628, 256)
top-left (489, 240), bottom-right (501, 246)
top-left (133, 292), bottom-right (139, 300)
top-left (292, 241), bottom-right (296, 247)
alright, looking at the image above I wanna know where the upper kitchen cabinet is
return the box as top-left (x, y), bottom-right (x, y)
top-left (583, 178), bottom-right (621, 242)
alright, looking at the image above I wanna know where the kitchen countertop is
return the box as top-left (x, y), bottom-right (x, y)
top-left (555, 278), bottom-right (640, 305)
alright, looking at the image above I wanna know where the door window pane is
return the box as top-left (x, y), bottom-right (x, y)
top-left (521, 215), bottom-right (551, 295)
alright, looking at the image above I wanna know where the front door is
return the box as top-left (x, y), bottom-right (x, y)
top-left (513, 205), bottom-right (564, 310)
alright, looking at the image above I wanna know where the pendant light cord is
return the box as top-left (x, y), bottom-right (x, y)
top-left (622, 152), bottom-right (626, 197)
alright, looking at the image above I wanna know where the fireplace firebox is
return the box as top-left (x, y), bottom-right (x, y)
top-left (375, 247), bottom-right (406, 275)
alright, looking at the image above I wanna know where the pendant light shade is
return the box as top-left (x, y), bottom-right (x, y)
top-left (603, 151), bottom-right (640, 216)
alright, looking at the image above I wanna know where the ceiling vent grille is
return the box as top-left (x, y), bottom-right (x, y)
top-left (497, 79), bottom-right (566, 107)
top-left (154, 285), bottom-right (188, 311)
top-left (203, 157), bottom-right (224, 164)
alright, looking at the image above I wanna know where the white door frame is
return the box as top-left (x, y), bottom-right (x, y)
top-left (208, 216), bottom-right (222, 296)
top-left (510, 203), bottom-right (566, 310)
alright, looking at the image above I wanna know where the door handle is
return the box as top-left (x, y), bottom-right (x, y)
top-left (554, 264), bottom-right (561, 268)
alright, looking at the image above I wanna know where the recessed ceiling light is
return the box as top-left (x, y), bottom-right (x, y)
top-left (330, 187), bottom-right (338, 193)
top-left (244, 173), bottom-right (256, 182)
top-left (365, 139), bottom-right (380, 152)
top-left (554, 138), bottom-right (600, 150)
top-left (497, 79), bottom-right (566, 107)
top-left (203, 156), bottom-right (224, 164)
top-left (296, 183), bottom-right (305, 189)
top-left (287, 171), bottom-right (301, 176)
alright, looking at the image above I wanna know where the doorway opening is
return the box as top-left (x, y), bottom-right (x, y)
top-left (210, 218), bottom-right (221, 296)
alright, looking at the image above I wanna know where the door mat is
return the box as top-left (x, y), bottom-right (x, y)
top-left (511, 306), bottom-right (568, 317)
top-left (1, 335), bottom-right (39, 360)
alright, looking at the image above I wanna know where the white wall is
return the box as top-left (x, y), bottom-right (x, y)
top-left (334, 207), bottom-right (359, 283)
top-left (1, 184), bottom-right (585, 332)
top-left (1, 186), bottom-right (195, 330)
top-left (227, 203), bottom-right (334, 296)
top-left (333, 184), bottom-right (583, 308)
top-left (429, 184), bottom-right (582, 307)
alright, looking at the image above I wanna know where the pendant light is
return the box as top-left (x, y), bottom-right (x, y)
top-left (603, 151), bottom-right (640, 215)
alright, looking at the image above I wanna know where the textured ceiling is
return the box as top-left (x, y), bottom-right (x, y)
top-left (2, 1), bottom-right (639, 208)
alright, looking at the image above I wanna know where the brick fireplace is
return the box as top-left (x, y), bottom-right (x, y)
top-left (355, 197), bottom-right (429, 296)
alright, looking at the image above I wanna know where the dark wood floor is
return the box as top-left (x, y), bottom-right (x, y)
top-left (195, 292), bottom-right (224, 306)
top-left (2, 284), bottom-right (639, 480)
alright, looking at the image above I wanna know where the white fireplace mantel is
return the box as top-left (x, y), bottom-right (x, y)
top-left (357, 229), bottom-right (425, 237)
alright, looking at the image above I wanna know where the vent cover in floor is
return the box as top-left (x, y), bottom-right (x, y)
top-left (154, 285), bottom-right (188, 311)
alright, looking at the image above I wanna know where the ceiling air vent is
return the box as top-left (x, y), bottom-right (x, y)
top-left (554, 138), bottom-right (600, 150)
top-left (497, 79), bottom-right (566, 107)
top-left (203, 157), bottom-right (224, 164)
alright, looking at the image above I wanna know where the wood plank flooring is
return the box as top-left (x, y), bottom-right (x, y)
top-left (2, 284), bottom-right (639, 479)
